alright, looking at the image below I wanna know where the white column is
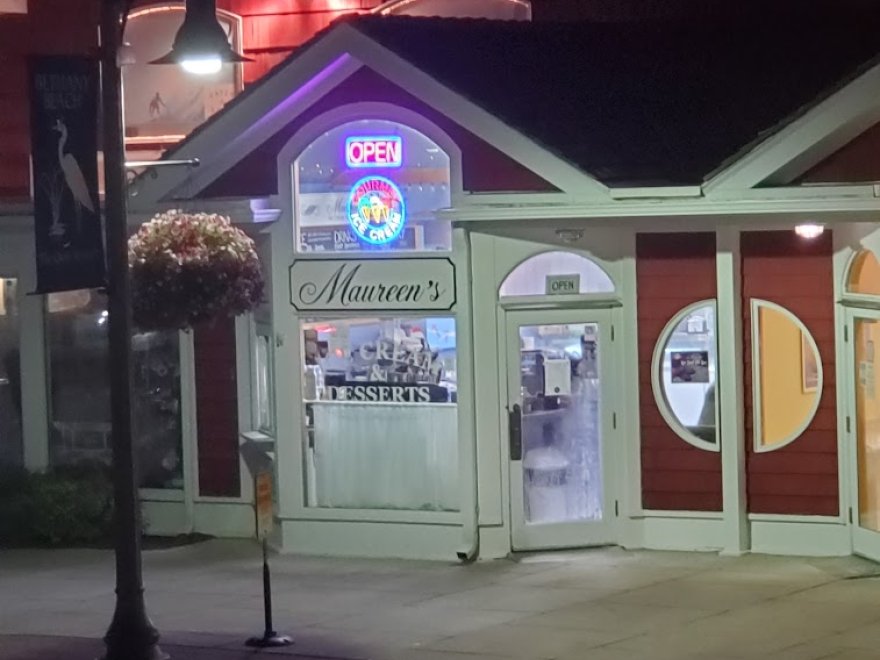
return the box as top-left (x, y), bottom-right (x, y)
top-left (716, 226), bottom-right (749, 554)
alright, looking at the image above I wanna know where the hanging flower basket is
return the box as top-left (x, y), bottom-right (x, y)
top-left (129, 210), bottom-right (265, 331)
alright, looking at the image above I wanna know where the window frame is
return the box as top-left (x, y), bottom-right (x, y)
top-left (498, 249), bottom-right (617, 300)
top-left (843, 249), bottom-right (880, 309)
top-left (297, 312), bottom-right (461, 518)
top-left (650, 299), bottom-right (720, 453)
top-left (750, 298), bottom-right (824, 454)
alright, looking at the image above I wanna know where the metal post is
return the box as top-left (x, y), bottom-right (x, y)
top-left (100, 1), bottom-right (167, 659)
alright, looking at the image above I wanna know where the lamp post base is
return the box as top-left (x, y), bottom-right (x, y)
top-left (245, 633), bottom-right (294, 648)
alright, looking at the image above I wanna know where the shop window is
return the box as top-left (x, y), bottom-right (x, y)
top-left (0, 278), bottom-right (22, 466)
top-left (122, 4), bottom-right (243, 157)
top-left (253, 331), bottom-right (274, 434)
top-left (499, 251), bottom-right (615, 298)
top-left (652, 301), bottom-right (718, 451)
top-left (301, 316), bottom-right (458, 512)
top-left (295, 120), bottom-right (452, 253)
top-left (751, 300), bottom-right (822, 452)
top-left (46, 291), bottom-right (184, 489)
top-left (847, 250), bottom-right (880, 296)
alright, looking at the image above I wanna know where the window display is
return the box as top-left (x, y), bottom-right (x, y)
top-left (295, 119), bottom-right (452, 253)
top-left (656, 303), bottom-right (718, 448)
top-left (301, 316), bottom-right (458, 512)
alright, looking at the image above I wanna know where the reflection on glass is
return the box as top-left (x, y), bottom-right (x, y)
top-left (254, 334), bottom-right (273, 432)
top-left (856, 319), bottom-right (880, 532)
top-left (47, 291), bottom-right (111, 466)
top-left (848, 250), bottom-right (880, 296)
top-left (301, 317), bottom-right (458, 511)
top-left (0, 279), bottom-right (22, 466)
top-left (754, 303), bottom-right (822, 449)
top-left (659, 304), bottom-right (716, 445)
top-left (47, 292), bottom-right (183, 489)
top-left (519, 323), bottom-right (601, 524)
top-left (132, 331), bottom-right (183, 489)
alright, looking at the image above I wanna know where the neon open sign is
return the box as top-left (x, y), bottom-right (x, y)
top-left (345, 136), bottom-right (403, 169)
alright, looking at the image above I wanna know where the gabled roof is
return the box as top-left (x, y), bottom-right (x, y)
top-left (349, 12), bottom-right (880, 186)
top-left (154, 9), bottom-right (880, 195)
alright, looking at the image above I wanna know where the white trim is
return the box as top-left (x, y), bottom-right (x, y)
top-left (650, 299), bottom-right (720, 453)
top-left (716, 227), bottom-right (749, 554)
top-left (620, 516), bottom-right (725, 552)
top-left (637, 510), bottom-right (723, 519)
top-left (278, 518), bottom-right (463, 559)
top-left (448, 195), bottom-right (880, 223)
top-left (609, 186), bottom-right (702, 199)
top-left (372, 0), bottom-right (532, 18)
top-left (140, 488), bottom-right (185, 503)
top-left (705, 61), bottom-right (880, 192)
top-left (748, 513), bottom-right (844, 523)
top-left (750, 519), bottom-right (850, 556)
top-left (750, 299), bottom-right (824, 454)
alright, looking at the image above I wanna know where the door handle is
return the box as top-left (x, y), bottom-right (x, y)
top-left (509, 403), bottom-right (523, 461)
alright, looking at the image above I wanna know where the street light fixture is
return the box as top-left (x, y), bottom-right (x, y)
top-left (150, 0), bottom-right (252, 74)
top-left (99, 1), bottom-right (250, 659)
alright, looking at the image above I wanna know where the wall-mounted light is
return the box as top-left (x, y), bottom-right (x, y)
top-left (150, 0), bottom-right (251, 75)
top-left (795, 223), bottom-right (825, 240)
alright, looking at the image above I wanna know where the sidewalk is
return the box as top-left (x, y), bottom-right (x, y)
top-left (4, 540), bottom-right (880, 659)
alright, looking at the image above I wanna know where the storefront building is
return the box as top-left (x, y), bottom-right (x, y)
top-left (6, 7), bottom-right (880, 560)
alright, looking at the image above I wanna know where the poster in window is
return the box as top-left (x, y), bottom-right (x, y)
top-left (801, 333), bottom-right (819, 393)
top-left (670, 351), bottom-right (709, 383)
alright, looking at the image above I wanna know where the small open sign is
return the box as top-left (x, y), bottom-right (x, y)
top-left (345, 136), bottom-right (403, 168)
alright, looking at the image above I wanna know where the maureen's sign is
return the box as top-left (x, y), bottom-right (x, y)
top-left (345, 135), bottom-right (403, 168)
top-left (290, 258), bottom-right (456, 312)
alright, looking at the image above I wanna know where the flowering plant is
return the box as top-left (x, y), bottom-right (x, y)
top-left (129, 210), bottom-right (265, 331)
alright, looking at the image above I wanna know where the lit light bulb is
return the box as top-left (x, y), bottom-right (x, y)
top-left (795, 223), bottom-right (825, 239)
top-left (180, 56), bottom-right (222, 75)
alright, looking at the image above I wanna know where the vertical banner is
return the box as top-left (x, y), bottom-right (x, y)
top-left (29, 56), bottom-right (105, 293)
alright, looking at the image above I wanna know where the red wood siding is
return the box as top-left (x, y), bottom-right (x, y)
top-left (741, 230), bottom-right (838, 516)
top-left (0, 0), bottom-right (100, 200)
top-left (194, 320), bottom-right (241, 498)
top-left (200, 66), bottom-right (558, 198)
top-left (799, 122), bottom-right (880, 184)
top-left (636, 233), bottom-right (722, 512)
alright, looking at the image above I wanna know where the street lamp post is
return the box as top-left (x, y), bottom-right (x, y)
top-left (98, 1), bottom-right (251, 658)
top-left (99, 1), bottom-right (166, 659)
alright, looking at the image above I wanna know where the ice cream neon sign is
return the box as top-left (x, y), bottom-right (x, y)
top-left (348, 176), bottom-right (407, 245)
top-left (345, 136), bottom-right (403, 168)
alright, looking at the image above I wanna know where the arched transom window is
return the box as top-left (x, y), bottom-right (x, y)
top-left (294, 119), bottom-right (452, 253)
top-left (499, 251), bottom-right (615, 298)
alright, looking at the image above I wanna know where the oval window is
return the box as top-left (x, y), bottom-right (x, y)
top-left (751, 300), bottom-right (822, 452)
top-left (652, 301), bottom-right (718, 451)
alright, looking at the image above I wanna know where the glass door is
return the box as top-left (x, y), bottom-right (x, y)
top-left (506, 308), bottom-right (615, 551)
top-left (850, 309), bottom-right (880, 559)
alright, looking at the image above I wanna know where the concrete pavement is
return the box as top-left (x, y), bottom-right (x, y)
top-left (3, 540), bottom-right (880, 659)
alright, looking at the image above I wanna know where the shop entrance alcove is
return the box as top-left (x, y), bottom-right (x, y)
top-left (498, 250), bottom-right (619, 551)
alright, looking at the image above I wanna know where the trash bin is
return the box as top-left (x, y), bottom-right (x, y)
top-left (523, 446), bottom-right (570, 523)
